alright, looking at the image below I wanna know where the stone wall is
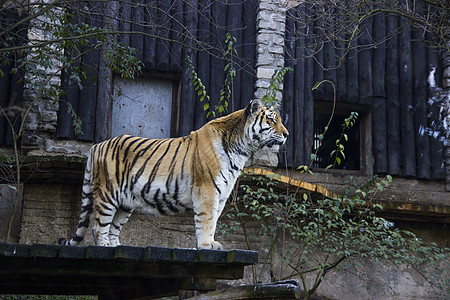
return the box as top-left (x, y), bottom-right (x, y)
top-left (18, 181), bottom-right (446, 299)
top-left (21, 0), bottom-right (61, 152)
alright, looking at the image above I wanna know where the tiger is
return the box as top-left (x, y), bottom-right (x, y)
top-left (58, 99), bottom-right (288, 249)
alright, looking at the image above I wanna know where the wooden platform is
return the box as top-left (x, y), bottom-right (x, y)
top-left (0, 242), bottom-right (258, 299)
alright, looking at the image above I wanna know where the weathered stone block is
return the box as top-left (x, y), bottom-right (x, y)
top-left (40, 110), bottom-right (57, 123)
top-left (21, 131), bottom-right (46, 148)
top-left (257, 67), bottom-right (278, 79)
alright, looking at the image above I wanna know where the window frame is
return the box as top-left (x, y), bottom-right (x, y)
top-left (313, 101), bottom-right (373, 176)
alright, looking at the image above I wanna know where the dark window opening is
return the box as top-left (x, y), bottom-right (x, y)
top-left (313, 110), bottom-right (361, 170)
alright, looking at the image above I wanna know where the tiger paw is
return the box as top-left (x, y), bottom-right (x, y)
top-left (198, 241), bottom-right (223, 250)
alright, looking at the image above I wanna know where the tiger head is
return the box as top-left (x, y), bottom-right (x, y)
top-left (244, 99), bottom-right (289, 153)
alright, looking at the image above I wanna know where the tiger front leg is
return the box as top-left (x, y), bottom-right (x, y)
top-left (192, 189), bottom-right (223, 250)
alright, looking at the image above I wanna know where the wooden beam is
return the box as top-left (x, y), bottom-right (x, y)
top-left (242, 168), bottom-right (337, 199)
top-left (243, 168), bottom-right (450, 223)
top-left (0, 242), bottom-right (258, 298)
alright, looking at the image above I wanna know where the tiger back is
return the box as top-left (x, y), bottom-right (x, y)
top-left (59, 99), bottom-right (288, 249)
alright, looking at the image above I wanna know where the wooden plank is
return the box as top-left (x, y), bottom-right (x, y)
top-left (58, 52), bottom-right (80, 140)
top-left (95, 1), bottom-right (118, 142)
top-left (357, 17), bottom-right (373, 104)
top-left (281, 8), bottom-right (296, 167)
top-left (77, 51), bottom-right (98, 141)
top-left (426, 33), bottom-right (445, 180)
top-left (372, 11), bottom-right (387, 174)
top-left (118, 0), bottom-right (131, 46)
top-left (178, 0), bottom-right (199, 136)
top-left (239, 0), bottom-right (256, 109)
top-left (398, 18), bottom-right (416, 177)
top-left (143, 0), bottom-right (156, 70)
top-left (227, 0), bottom-right (243, 113)
top-left (0, 10), bottom-right (26, 145)
top-left (130, 0), bottom-right (145, 63)
top-left (303, 15), bottom-right (314, 164)
top-left (242, 168), bottom-right (338, 199)
top-left (334, 5), bottom-right (347, 102)
top-left (78, 2), bottom-right (100, 142)
top-left (56, 7), bottom-right (82, 140)
top-left (169, 0), bottom-right (184, 71)
top-left (155, 0), bottom-right (171, 71)
top-left (385, 14), bottom-right (401, 176)
top-left (294, 4), bottom-right (306, 166)
top-left (372, 11), bottom-right (386, 98)
top-left (193, 0), bottom-right (211, 130)
top-left (323, 41), bottom-right (337, 101)
top-left (208, 0), bottom-right (227, 119)
top-left (412, 29), bottom-right (431, 179)
top-left (346, 39), bottom-right (358, 103)
top-left (312, 32), bottom-right (324, 100)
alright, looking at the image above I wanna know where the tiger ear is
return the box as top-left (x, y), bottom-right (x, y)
top-left (245, 99), bottom-right (261, 117)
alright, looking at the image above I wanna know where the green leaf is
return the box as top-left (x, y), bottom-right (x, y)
top-left (312, 81), bottom-right (322, 90)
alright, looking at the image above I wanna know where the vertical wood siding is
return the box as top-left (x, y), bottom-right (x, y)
top-left (0, 9), bottom-right (27, 146)
top-left (57, 0), bottom-right (257, 140)
top-left (283, 3), bottom-right (445, 180)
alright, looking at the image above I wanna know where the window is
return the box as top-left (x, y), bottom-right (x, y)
top-left (111, 76), bottom-right (178, 139)
top-left (313, 102), bottom-right (371, 174)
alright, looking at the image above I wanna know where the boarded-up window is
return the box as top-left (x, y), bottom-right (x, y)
top-left (111, 77), bottom-right (175, 139)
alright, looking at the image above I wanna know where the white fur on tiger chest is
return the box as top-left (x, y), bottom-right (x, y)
top-left (213, 139), bottom-right (250, 206)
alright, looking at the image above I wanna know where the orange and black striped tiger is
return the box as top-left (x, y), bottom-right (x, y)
top-left (59, 99), bottom-right (288, 249)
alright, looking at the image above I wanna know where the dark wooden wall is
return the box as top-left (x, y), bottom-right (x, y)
top-left (57, 0), bottom-right (257, 141)
top-left (282, 3), bottom-right (445, 180)
top-left (57, 2), bottom-right (103, 142)
top-left (0, 9), bottom-right (27, 146)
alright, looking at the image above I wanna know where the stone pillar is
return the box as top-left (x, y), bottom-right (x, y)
top-left (249, 0), bottom-right (289, 168)
top-left (442, 50), bottom-right (450, 191)
top-left (253, 0), bottom-right (288, 105)
top-left (21, 0), bottom-right (61, 151)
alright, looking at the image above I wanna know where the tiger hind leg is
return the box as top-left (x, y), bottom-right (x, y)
top-left (92, 198), bottom-right (117, 246)
top-left (108, 207), bottom-right (133, 246)
top-left (58, 177), bottom-right (94, 246)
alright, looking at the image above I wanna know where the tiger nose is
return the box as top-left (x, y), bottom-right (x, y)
top-left (283, 131), bottom-right (289, 139)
